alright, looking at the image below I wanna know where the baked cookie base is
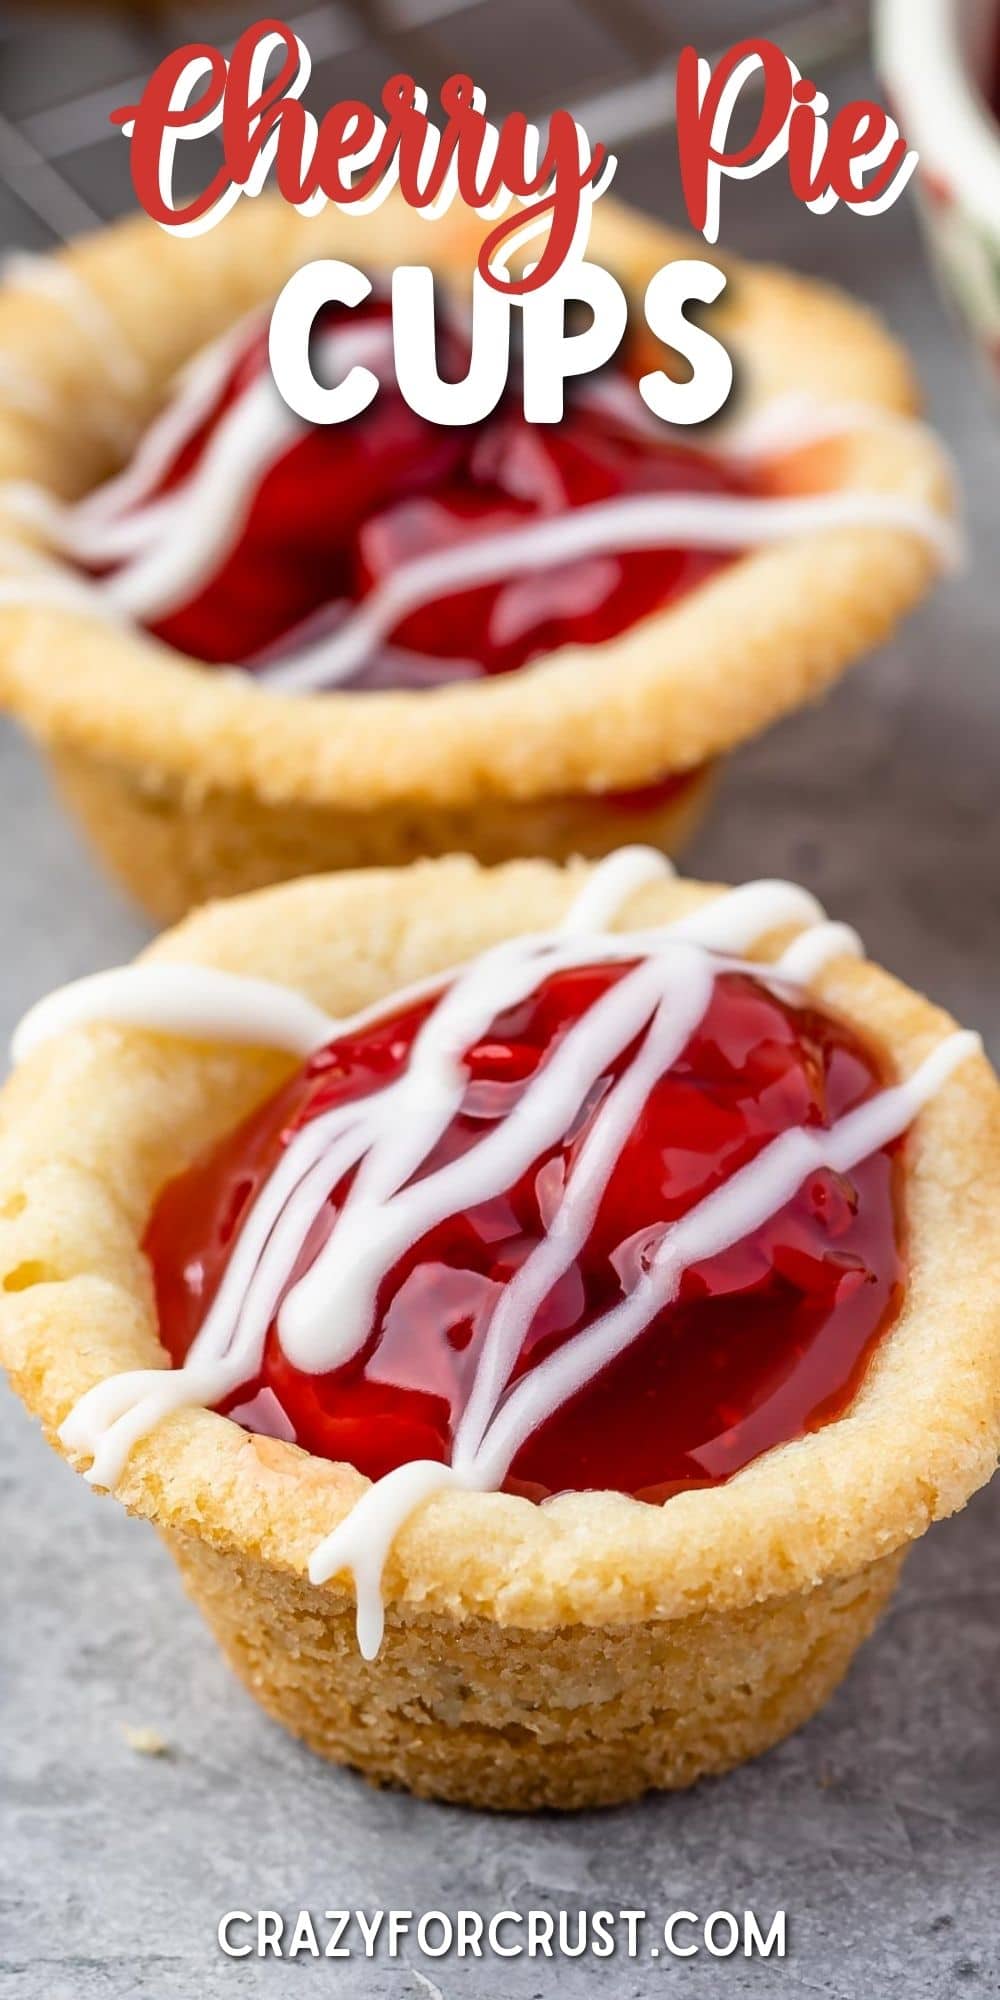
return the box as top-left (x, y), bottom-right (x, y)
top-left (50, 744), bottom-right (714, 922)
top-left (165, 1529), bottom-right (902, 1809)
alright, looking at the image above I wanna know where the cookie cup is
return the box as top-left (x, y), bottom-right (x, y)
top-left (0, 196), bottom-right (955, 918)
top-left (1, 857), bottom-right (998, 1810)
top-left (46, 746), bottom-right (715, 925)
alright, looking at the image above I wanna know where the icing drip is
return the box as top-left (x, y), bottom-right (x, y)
top-left (1, 253), bottom-right (146, 455)
top-left (13, 848), bottom-right (978, 1658)
top-left (0, 292), bottom-right (960, 691)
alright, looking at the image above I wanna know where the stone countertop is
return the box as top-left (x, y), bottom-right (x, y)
top-left (1, 49), bottom-right (999, 2000)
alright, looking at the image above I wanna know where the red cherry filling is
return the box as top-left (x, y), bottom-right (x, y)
top-left (91, 296), bottom-right (755, 690)
top-left (146, 963), bottom-right (904, 1503)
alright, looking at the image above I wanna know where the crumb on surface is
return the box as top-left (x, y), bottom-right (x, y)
top-left (121, 1723), bottom-right (170, 1757)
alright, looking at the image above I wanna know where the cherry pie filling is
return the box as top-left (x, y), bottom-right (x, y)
top-left (75, 298), bottom-right (755, 810)
top-left (147, 963), bottom-right (905, 1504)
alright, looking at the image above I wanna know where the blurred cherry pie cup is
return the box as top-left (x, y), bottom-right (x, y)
top-left (0, 194), bottom-right (956, 918)
top-left (877, 0), bottom-right (1000, 390)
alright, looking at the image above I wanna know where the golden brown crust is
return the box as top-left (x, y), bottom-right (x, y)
top-left (1, 854), bottom-right (998, 1639)
top-left (48, 743), bottom-right (715, 923)
top-left (0, 195), bottom-right (954, 813)
top-left (166, 1529), bottom-right (903, 1808)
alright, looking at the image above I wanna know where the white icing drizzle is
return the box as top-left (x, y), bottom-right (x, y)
top-left (0, 319), bottom-right (399, 624)
top-left (12, 848), bottom-right (977, 1658)
top-left (2, 252), bottom-right (145, 398)
top-left (0, 307), bottom-right (960, 683)
top-left (1, 252), bottom-right (149, 456)
top-left (772, 919), bottom-right (863, 985)
top-left (582, 380), bottom-right (944, 470)
top-left (715, 390), bottom-right (949, 467)
top-left (0, 355), bottom-right (63, 428)
top-left (74, 312), bottom-right (264, 529)
top-left (255, 488), bottom-right (961, 695)
top-left (11, 965), bottom-right (336, 1067)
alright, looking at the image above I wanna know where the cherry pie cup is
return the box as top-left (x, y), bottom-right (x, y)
top-left (0, 195), bottom-right (956, 920)
top-left (1, 852), bottom-right (997, 1810)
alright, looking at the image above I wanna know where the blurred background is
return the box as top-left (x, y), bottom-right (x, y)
top-left (1, 8), bottom-right (998, 2000)
top-left (0, 1), bottom-right (869, 248)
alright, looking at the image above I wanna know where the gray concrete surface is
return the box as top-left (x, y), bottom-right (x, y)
top-left (1, 47), bottom-right (999, 2000)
